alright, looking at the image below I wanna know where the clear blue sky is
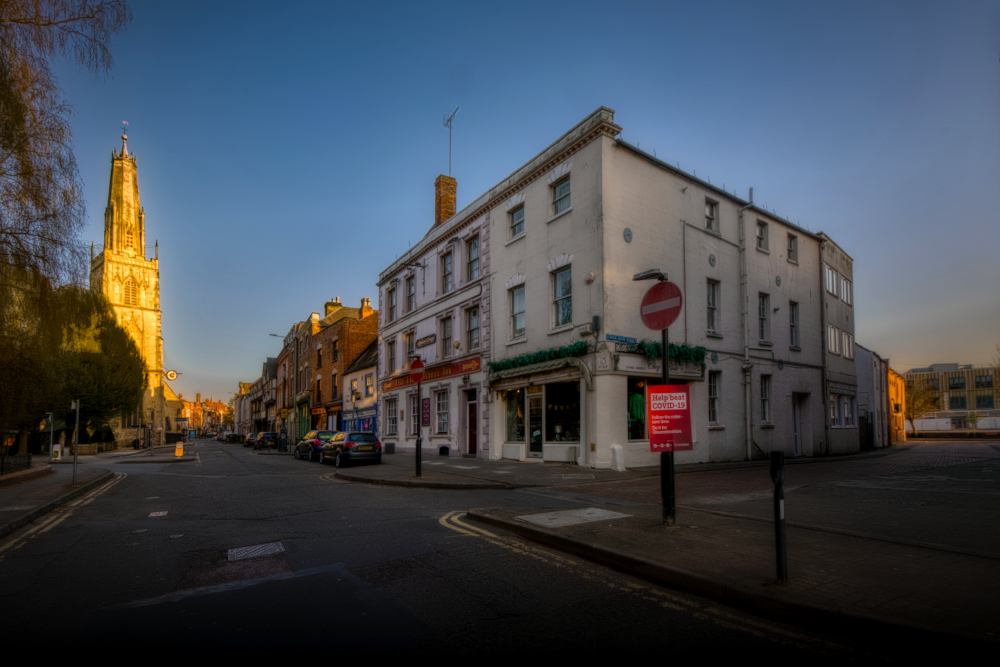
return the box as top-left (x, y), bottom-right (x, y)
top-left (52, 0), bottom-right (1000, 402)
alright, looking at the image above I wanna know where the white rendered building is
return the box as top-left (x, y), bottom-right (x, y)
top-left (377, 176), bottom-right (489, 457)
top-left (380, 107), bottom-right (859, 467)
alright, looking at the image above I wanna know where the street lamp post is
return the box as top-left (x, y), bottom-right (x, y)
top-left (46, 412), bottom-right (53, 463)
top-left (409, 357), bottom-right (426, 477)
top-left (70, 400), bottom-right (80, 485)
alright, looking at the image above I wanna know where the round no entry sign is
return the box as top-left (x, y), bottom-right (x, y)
top-left (640, 281), bottom-right (683, 331)
top-left (409, 359), bottom-right (425, 383)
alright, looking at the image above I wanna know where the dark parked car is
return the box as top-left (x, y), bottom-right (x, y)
top-left (244, 433), bottom-right (258, 448)
top-left (293, 431), bottom-right (340, 461)
top-left (255, 432), bottom-right (280, 450)
top-left (320, 431), bottom-right (382, 468)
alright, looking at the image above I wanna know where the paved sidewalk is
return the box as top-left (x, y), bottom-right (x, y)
top-left (48, 442), bottom-right (196, 464)
top-left (465, 502), bottom-right (999, 646)
top-left (333, 451), bottom-right (661, 488)
top-left (333, 446), bottom-right (901, 489)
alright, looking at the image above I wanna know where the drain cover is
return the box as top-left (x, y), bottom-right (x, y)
top-left (228, 541), bottom-right (285, 562)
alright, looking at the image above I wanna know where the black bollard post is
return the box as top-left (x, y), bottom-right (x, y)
top-left (770, 450), bottom-right (788, 582)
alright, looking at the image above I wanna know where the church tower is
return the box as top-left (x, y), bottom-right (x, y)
top-left (90, 132), bottom-right (167, 445)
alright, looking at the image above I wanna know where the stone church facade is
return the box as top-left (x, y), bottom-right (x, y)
top-left (89, 134), bottom-right (180, 447)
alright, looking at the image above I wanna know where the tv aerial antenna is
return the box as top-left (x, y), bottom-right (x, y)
top-left (442, 106), bottom-right (460, 176)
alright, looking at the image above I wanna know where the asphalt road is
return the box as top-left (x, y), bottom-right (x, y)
top-left (0, 439), bottom-right (953, 659)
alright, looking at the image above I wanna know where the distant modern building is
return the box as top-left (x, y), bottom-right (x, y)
top-left (904, 363), bottom-right (996, 426)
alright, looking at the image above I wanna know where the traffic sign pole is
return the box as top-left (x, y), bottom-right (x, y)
top-left (638, 278), bottom-right (683, 527)
top-left (660, 326), bottom-right (676, 526)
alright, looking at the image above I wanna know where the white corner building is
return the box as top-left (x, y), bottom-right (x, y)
top-left (380, 107), bottom-right (859, 467)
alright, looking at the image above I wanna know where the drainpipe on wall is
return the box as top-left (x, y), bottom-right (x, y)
top-left (739, 191), bottom-right (754, 461)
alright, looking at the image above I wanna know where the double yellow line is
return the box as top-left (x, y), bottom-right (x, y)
top-left (0, 473), bottom-right (125, 563)
top-left (438, 510), bottom-right (849, 653)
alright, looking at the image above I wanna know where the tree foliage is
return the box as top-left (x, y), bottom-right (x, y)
top-left (0, 278), bottom-right (145, 437)
top-left (904, 381), bottom-right (939, 437)
top-left (0, 2), bottom-right (132, 441)
top-left (53, 285), bottom-right (146, 434)
top-left (1, 0), bottom-right (132, 286)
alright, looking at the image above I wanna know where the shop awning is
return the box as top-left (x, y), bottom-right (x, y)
top-left (488, 357), bottom-right (593, 391)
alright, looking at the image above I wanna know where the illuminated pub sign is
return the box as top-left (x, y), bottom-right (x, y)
top-left (382, 358), bottom-right (482, 392)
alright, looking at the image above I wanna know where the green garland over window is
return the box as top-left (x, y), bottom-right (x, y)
top-left (636, 340), bottom-right (707, 365)
top-left (488, 341), bottom-right (589, 373)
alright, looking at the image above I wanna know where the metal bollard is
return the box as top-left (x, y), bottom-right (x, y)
top-left (770, 450), bottom-right (788, 583)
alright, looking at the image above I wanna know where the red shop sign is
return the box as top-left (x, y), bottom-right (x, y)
top-left (647, 385), bottom-right (692, 452)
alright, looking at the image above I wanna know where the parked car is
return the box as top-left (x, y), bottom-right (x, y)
top-left (244, 433), bottom-right (259, 448)
top-left (255, 432), bottom-right (280, 450)
top-left (320, 431), bottom-right (382, 468)
top-left (293, 431), bottom-right (340, 461)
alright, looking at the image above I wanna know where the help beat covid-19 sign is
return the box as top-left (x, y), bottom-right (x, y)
top-left (646, 385), bottom-right (693, 452)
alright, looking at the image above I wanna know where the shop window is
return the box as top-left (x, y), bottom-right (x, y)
top-left (545, 381), bottom-right (580, 442)
top-left (505, 388), bottom-right (525, 442)
top-left (627, 377), bottom-right (647, 440)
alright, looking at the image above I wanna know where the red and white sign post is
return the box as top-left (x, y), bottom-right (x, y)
top-left (409, 359), bottom-right (425, 477)
top-left (638, 276), bottom-right (685, 526)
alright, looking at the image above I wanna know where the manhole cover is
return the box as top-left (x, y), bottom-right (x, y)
top-left (228, 541), bottom-right (285, 562)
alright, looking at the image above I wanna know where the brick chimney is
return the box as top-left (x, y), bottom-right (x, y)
top-left (434, 175), bottom-right (456, 227)
top-left (360, 297), bottom-right (374, 319)
top-left (196, 393), bottom-right (201, 404)
top-left (325, 297), bottom-right (342, 317)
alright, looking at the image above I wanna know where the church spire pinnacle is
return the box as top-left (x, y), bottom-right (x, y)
top-left (121, 121), bottom-right (129, 157)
